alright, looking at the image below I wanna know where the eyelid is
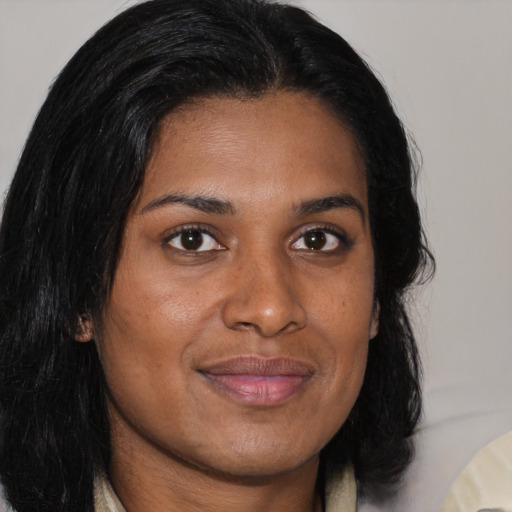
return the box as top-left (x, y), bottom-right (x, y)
top-left (163, 224), bottom-right (225, 252)
top-left (291, 224), bottom-right (352, 251)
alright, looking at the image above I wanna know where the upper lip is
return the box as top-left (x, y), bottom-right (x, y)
top-left (197, 356), bottom-right (315, 377)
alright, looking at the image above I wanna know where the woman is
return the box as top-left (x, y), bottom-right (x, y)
top-left (0, 0), bottom-right (432, 511)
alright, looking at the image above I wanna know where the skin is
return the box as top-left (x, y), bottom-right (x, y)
top-left (86, 91), bottom-right (378, 512)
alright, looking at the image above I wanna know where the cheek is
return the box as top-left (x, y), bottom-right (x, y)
top-left (306, 269), bottom-right (374, 399)
top-left (103, 255), bottom-right (217, 344)
top-left (309, 266), bottom-right (375, 341)
top-left (96, 259), bottom-right (225, 405)
top-left (314, 320), bottom-right (369, 440)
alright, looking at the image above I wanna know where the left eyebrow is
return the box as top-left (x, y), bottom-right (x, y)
top-left (140, 193), bottom-right (234, 215)
top-left (296, 194), bottom-right (366, 222)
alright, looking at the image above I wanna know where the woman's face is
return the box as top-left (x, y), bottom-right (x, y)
top-left (96, 91), bottom-right (378, 481)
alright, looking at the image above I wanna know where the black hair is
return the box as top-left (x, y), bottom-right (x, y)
top-left (0, 0), bottom-right (433, 510)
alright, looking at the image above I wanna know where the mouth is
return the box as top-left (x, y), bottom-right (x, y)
top-left (197, 356), bottom-right (314, 406)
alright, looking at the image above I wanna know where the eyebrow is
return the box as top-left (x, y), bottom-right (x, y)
top-left (140, 191), bottom-right (365, 220)
top-left (296, 194), bottom-right (366, 221)
top-left (140, 193), bottom-right (234, 215)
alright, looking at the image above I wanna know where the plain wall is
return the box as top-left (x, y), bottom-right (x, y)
top-left (1, 1), bottom-right (511, 510)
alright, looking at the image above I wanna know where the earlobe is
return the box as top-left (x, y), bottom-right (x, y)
top-left (75, 314), bottom-right (94, 342)
top-left (369, 301), bottom-right (380, 340)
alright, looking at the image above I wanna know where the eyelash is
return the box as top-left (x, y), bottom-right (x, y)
top-left (164, 224), bottom-right (224, 252)
top-left (292, 225), bottom-right (352, 253)
top-left (163, 224), bottom-right (351, 253)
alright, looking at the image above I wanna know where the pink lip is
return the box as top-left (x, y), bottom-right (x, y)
top-left (198, 356), bottom-right (314, 406)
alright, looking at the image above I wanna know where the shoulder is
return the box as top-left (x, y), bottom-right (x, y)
top-left (438, 430), bottom-right (512, 512)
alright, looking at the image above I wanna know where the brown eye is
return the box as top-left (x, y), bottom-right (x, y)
top-left (303, 230), bottom-right (327, 250)
top-left (291, 228), bottom-right (345, 252)
top-left (181, 229), bottom-right (203, 250)
top-left (167, 228), bottom-right (223, 252)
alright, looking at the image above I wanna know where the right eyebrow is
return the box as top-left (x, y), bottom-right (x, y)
top-left (140, 193), bottom-right (234, 215)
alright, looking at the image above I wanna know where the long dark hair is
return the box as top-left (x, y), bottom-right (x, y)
top-left (0, 0), bottom-right (433, 510)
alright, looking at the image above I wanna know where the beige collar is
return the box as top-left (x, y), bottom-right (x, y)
top-left (94, 476), bottom-right (126, 512)
top-left (94, 464), bottom-right (357, 512)
top-left (325, 464), bottom-right (357, 512)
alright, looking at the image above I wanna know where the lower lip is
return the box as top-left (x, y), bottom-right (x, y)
top-left (201, 374), bottom-right (309, 405)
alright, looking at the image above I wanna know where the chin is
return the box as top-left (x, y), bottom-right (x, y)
top-left (179, 429), bottom-right (325, 482)
top-left (196, 452), bottom-right (319, 483)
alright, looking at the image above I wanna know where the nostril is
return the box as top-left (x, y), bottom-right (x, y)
top-left (220, 272), bottom-right (307, 336)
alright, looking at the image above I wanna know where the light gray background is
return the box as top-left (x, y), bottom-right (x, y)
top-left (1, 1), bottom-right (511, 511)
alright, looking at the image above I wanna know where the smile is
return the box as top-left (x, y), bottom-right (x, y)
top-left (198, 356), bottom-right (314, 406)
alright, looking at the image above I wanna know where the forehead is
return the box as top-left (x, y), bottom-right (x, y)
top-left (139, 91), bottom-right (367, 212)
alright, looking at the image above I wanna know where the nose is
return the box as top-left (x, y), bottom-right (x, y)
top-left (221, 251), bottom-right (307, 338)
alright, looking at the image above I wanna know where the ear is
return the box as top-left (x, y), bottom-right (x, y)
top-left (75, 314), bottom-right (94, 343)
top-left (369, 300), bottom-right (380, 340)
